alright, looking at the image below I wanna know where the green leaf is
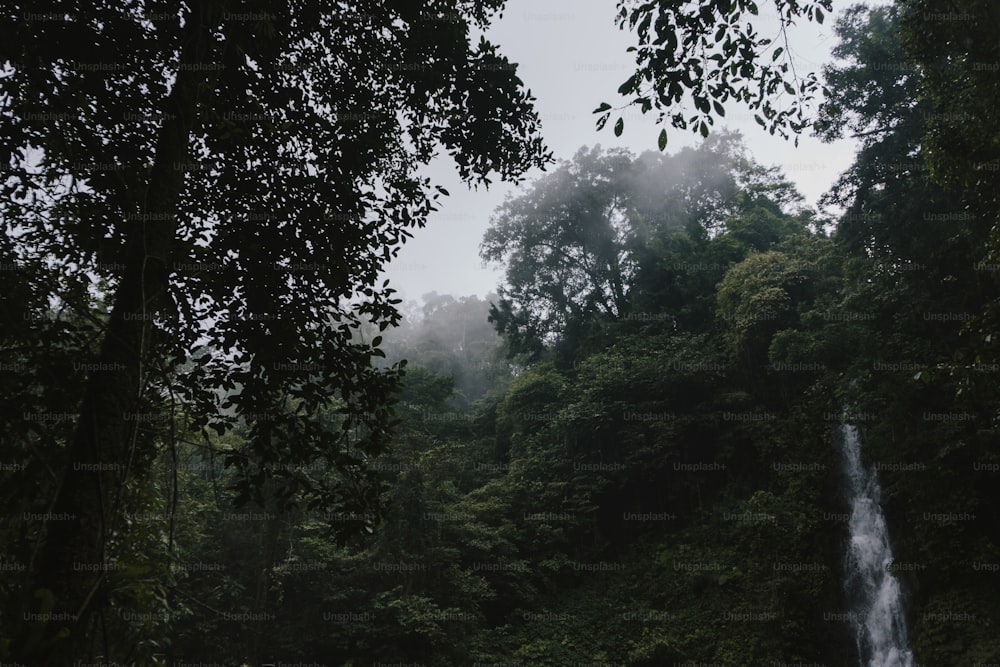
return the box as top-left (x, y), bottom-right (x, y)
top-left (658, 128), bottom-right (668, 151)
top-left (614, 117), bottom-right (624, 137)
top-left (593, 102), bottom-right (612, 114)
top-left (815, 7), bottom-right (824, 24)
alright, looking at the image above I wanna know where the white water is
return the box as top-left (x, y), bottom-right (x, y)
top-left (839, 424), bottom-right (914, 667)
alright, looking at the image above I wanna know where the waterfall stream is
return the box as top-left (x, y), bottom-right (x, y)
top-left (839, 423), bottom-right (914, 667)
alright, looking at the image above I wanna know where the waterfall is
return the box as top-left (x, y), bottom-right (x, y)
top-left (839, 423), bottom-right (913, 667)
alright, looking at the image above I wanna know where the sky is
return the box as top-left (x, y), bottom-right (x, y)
top-left (380, 0), bottom-right (865, 304)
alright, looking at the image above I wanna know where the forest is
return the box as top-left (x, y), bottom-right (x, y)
top-left (1, 0), bottom-right (999, 665)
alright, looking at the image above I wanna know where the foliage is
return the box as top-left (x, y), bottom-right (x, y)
top-left (483, 132), bottom-right (810, 358)
top-left (1, 0), bottom-right (548, 660)
top-left (482, 146), bottom-right (637, 355)
top-left (599, 0), bottom-right (834, 143)
top-left (4, 1), bottom-right (1000, 663)
top-left (813, 4), bottom-right (1000, 663)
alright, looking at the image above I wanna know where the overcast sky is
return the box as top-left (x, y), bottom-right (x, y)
top-left (381, 0), bottom-right (866, 304)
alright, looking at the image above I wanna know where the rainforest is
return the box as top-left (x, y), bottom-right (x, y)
top-left (1, 1), bottom-right (999, 665)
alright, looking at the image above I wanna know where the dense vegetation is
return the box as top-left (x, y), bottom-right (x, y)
top-left (2, 1), bottom-right (999, 664)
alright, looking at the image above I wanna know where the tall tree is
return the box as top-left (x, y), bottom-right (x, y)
top-left (817, 6), bottom-right (1000, 662)
top-left (0, 0), bottom-right (547, 660)
top-left (483, 134), bottom-right (809, 356)
top-left (899, 0), bottom-right (1000, 191)
top-left (482, 146), bottom-right (637, 355)
top-left (897, 0), bottom-right (1000, 404)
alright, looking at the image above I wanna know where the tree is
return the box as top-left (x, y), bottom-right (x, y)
top-left (896, 0), bottom-right (1000, 410)
top-left (816, 1), bottom-right (997, 392)
top-left (898, 0), bottom-right (1000, 191)
top-left (626, 131), bottom-right (808, 329)
top-left (815, 6), bottom-right (1000, 662)
top-left (716, 245), bottom-right (817, 379)
top-left (597, 0), bottom-right (834, 143)
top-left (483, 133), bottom-right (810, 356)
top-left (482, 146), bottom-right (637, 355)
top-left (0, 0), bottom-right (548, 660)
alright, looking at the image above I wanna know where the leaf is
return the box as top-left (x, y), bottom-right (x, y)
top-left (815, 7), bottom-right (824, 24)
top-left (617, 74), bottom-right (638, 96)
top-left (614, 117), bottom-right (624, 137)
top-left (593, 102), bottom-right (612, 114)
top-left (658, 128), bottom-right (668, 151)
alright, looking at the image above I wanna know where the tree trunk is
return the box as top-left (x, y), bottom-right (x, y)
top-left (16, 3), bottom-right (221, 660)
top-left (251, 506), bottom-right (282, 665)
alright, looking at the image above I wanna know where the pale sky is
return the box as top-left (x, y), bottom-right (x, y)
top-left (381, 0), bottom-right (865, 303)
